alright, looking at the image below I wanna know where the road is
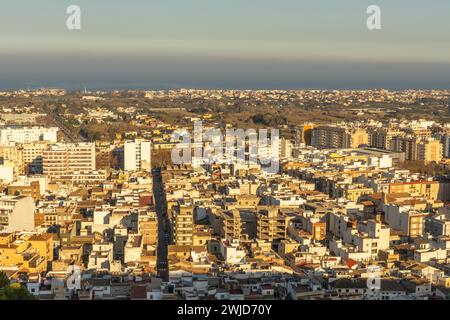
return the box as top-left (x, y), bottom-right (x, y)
top-left (41, 105), bottom-right (87, 142)
top-left (152, 168), bottom-right (170, 282)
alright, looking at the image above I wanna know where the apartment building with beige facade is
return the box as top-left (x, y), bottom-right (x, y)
top-left (172, 205), bottom-right (194, 246)
top-left (311, 126), bottom-right (369, 149)
top-left (256, 206), bottom-right (294, 242)
top-left (219, 209), bottom-right (256, 243)
top-left (42, 143), bottom-right (96, 178)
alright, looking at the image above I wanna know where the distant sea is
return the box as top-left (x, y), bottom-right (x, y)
top-left (1, 80), bottom-right (450, 91)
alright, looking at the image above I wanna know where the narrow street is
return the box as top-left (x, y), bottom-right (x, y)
top-left (152, 168), bottom-right (170, 282)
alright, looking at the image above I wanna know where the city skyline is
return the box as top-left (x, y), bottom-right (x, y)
top-left (2, 0), bottom-right (450, 310)
top-left (0, 88), bottom-right (449, 302)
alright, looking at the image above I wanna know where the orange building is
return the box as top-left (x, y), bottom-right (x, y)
top-left (388, 181), bottom-right (440, 201)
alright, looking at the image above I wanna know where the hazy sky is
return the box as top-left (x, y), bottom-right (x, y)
top-left (1, 0), bottom-right (450, 89)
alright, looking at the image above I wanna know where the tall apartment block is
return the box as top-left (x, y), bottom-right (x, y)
top-left (124, 139), bottom-right (152, 172)
top-left (219, 209), bottom-right (256, 242)
top-left (139, 213), bottom-right (158, 246)
top-left (370, 128), bottom-right (403, 150)
top-left (440, 133), bottom-right (450, 158)
top-left (0, 145), bottom-right (25, 176)
top-left (256, 207), bottom-right (293, 242)
top-left (311, 126), bottom-right (369, 149)
top-left (417, 139), bottom-right (443, 164)
top-left (172, 205), bottom-right (194, 246)
top-left (42, 143), bottom-right (96, 178)
top-left (22, 141), bottom-right (52, 173)
top-left (390, 136), bottom-right (443, 163)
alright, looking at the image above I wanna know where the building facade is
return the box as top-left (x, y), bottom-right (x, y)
top-left (42, 143), bottom-right (96, 178)
top-left (124, 140), bottom-right (152, 172)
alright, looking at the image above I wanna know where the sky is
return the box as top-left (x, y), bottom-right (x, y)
top-left (1, 0), bottom-right (450, 90)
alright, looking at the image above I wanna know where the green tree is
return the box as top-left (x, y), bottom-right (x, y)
top-left (0, 283), bottom-right (35, 300)
top-left (0, 272), bottom-right (9, 288)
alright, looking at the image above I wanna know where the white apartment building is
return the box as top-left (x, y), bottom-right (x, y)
top-left (329, 212), bottom-right (390, 261)
top-left (219, 239), bottom-right (246, 265)
top-left (280, 138), bottom-right (293, 159)
top-left (428, 207), bottom-right (450, 237)
top-left (42, 143), bottom-right (96, 177)
top-left (92, 207), bottom-right (111, 234)
top-left (0, 195), bottom-right (35, 232)
top-left (0, 126), bottom-right (58, 145)
top-left (383, 204), bottom-right (427, 237)
top-left (88, 242), bottom-right (114, 271)
top-left (0, 165), bottom-right (14, 183)
top-left (257, 139), bottom-right (280, 163)
top-left (124, 139), bottom-right (151, 172)
top-left (124, 234), bottom-right (143, 263)
top-left (368, 154), bottom-right (392, 169)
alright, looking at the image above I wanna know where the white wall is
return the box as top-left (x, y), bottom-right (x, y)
top-left (7, 196), bottom-right (36, 232)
